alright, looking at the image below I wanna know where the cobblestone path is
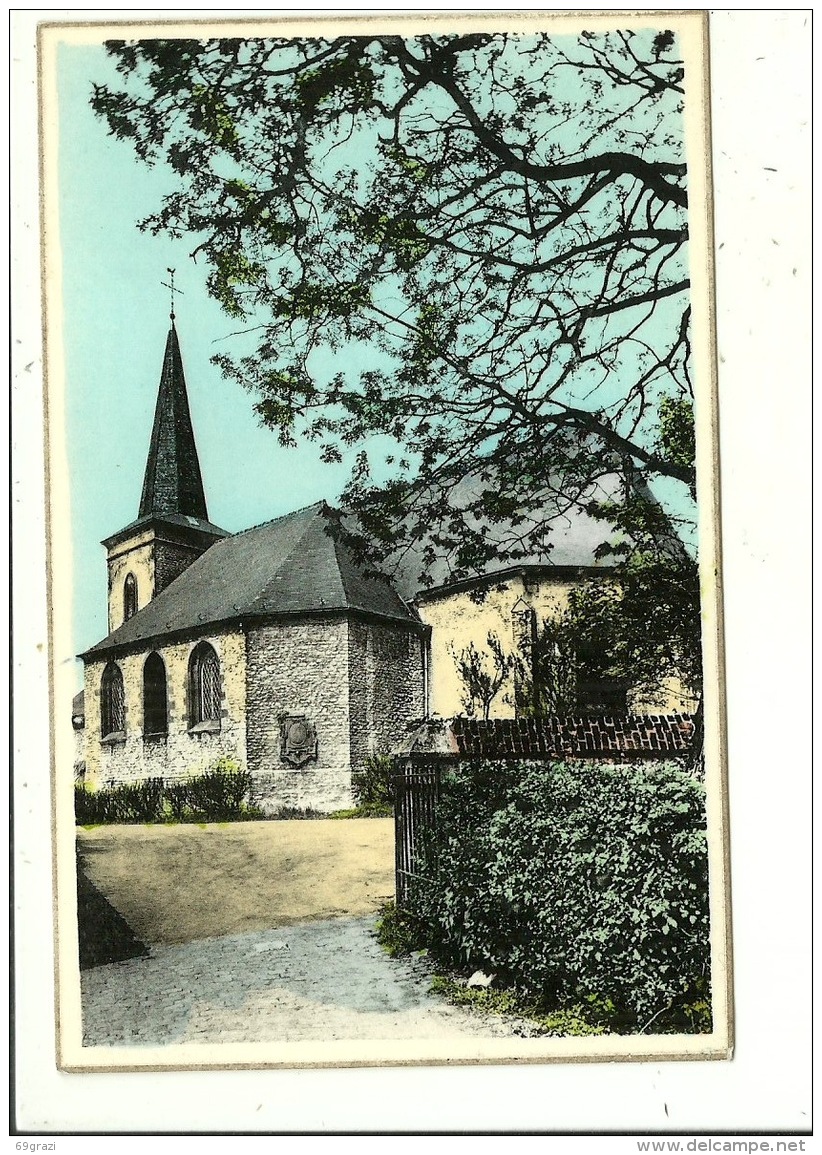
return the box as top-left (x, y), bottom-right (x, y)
top-left (81, 915), bottom-right (522, 1046)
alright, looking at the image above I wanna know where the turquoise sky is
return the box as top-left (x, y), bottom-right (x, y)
top-left (59, 43), bottom-right (363, 664)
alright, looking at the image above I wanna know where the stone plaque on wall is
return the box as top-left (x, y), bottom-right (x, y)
top-left (280, 715), bottom-right (318, 768)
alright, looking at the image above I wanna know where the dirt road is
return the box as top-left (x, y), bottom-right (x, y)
top-left (77, 818), bottom-right (395, 944)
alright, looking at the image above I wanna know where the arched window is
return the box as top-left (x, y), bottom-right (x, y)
top-left (100, 661), bottom-right (125, 738)
top-left (124, 573), bottom-right (138, 621)
top-left (143, 652), bottom-right (168, 736)
top-left (188, 641), bottom-right (221, 727)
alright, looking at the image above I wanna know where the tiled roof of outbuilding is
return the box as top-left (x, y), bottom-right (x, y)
top-left (82, 502), bottom-right (421, 658)
top-left (450, 715), bottom-right (696, 760)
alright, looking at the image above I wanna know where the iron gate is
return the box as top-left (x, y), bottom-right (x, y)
top-left (392, 760), bottom-right (442, 907)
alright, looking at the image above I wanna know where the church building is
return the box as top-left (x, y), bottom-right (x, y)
top-left (74, 318), bottom-right (693, 812)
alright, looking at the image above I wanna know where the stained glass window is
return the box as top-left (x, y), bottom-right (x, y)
top-left (100, 661), bottom-right (125, 737)
top-left (188, 642), bottom-right (221, 726)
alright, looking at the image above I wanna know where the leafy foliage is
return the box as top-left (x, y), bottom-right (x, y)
top-left (351, 752), bottom-right (395, 809)
top-left (91, 31), bottom-right (703, 706)
top-left (91, 33), bottom-right (696, 574)
top-left (408, 759), bottom-right (711, 1030)
top-left (568, 485), bottom-right (701, 706)
top-left (75, 777), bottom-right (164, 824)
top-left (513, 615), bottom-right (579, 717)
top-left (375, 899), bottom-right (427, 957)
top-left (172, 758), bottom-right (253, 820)
top-left (513, 559), bottom-right (701, 718)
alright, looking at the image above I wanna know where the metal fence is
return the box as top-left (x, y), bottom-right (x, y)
top-left (392, 760), bottom-right (442, 908)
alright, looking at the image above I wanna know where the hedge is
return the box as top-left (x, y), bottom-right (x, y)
top-left (408, 759), bottom-right (711, 1029)
top-left (75, 759), bottom-right (257, 824)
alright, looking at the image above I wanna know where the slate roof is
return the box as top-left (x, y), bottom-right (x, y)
top-left (384, 471), bottom-right (629, 602)
top-left (102, 511), bottom-right (228, 551)
top-left (82, 502), bottom-right (421, 658)
top-left (138, 323), bottom-right (210, 522)
top-left (383, 465), bottom-right (689, 602)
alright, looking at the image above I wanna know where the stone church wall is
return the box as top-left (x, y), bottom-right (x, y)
top-left (245, 618), bottom-right (353, 814)
top-left (82, 630), bottom-right (247, 788)
top-left (106, 532), bottom-right (155, 632)
top-left (80, 615), bottom-right (427, 814)
top-left (152, 538), bottom-right (207, 596)
top-left (347, 620), bottom-right (426, 774)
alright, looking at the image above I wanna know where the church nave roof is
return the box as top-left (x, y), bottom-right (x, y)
top-left (83, 501), bottom-right (421, 657)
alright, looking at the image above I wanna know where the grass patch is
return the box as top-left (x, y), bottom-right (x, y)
top-left (268, 806), bottom-right (326, 821)
top-left (424, 975), bottom-right (710, 1037)
top-left (329, 802), bottom-right (393, 820)
top-left (374, 900), bottom-right (427, 957)
top-left (427, 976), bottom-right (608, 1036)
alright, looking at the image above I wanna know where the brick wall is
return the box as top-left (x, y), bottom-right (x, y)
top-left (82, 630), bottom-right (247, 787)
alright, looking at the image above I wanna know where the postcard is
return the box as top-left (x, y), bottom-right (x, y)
top-left (37, 9), bottom-right (731, 1075)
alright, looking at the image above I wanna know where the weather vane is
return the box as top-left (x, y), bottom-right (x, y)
top-left (160, 267), bottom-right (183, 322)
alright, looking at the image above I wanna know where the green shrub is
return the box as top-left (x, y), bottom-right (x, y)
top-left (352, 753), bottom-right (395, 808)
top-left (374, 900), bottom-right (427, 957)
top-left (75, 778), bottom-right (164, 824)
top-left (163, 781), bottom-right (192, 822)
top-left (182, 759), bottom-right (251, 819)
top-left (408, 759), bottom-right (711, 1030)
top-left (74, 761), bottom-right (254, 825)
top-left (75, 783), bottom-right (100, 826)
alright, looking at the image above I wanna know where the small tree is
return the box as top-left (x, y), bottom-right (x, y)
top-left (513, 616), bottom-right (577, 717)
top-left (450, 632), bottom-right (513, 720)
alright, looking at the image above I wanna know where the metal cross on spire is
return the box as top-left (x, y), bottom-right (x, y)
top-left (160, 267), bottom-right (184, 322)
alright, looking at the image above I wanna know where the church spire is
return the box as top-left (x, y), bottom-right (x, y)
top-left (138, 319), bottom-right (209, 521)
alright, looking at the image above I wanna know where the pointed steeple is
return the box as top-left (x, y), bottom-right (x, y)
top-left (139, 322), bottom-right (209, 521)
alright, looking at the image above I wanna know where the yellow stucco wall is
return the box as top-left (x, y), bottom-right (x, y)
top-left (417, 573), bottom-right (582, 719)
top-left (417, 572), bottom-right (695, 718)
top-left (83, 629), bottom-right (247, 788)
top-left (630, 676), bottom-right (699, 715)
